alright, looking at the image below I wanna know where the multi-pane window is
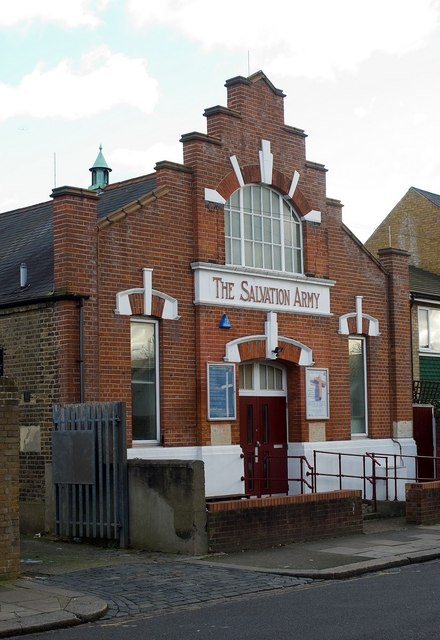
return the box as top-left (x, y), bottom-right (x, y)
top-left (259, 364), bottom-right (283, 390)
top-left (349, 337), bottom-right (367, 435)
top-left (239, 362), bottom-right (285, 393)
top-left (131, 320), bottom-right (159, 442)
top-left (225, 185), bottom-right (302, 274)
top-left (418, 307), bottom-right (440, 352)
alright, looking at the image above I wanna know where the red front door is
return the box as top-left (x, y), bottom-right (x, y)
top-left (413, 405), bottom-right (436, 480)
top-left (239, 396), bottom-right (288, 497)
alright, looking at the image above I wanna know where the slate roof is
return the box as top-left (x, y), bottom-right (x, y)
top-left (0, 201), bottom-right (54, 306)
top-left (97, 175), bottom-right (156, 219)
top-left (412, 187), bottom-right (440, 209)
top-left (410, 265), bottom-right (440, 300)
top-left (0, 174), bottom-right (157, 308)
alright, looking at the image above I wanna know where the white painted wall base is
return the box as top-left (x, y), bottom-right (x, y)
top-left (129, 438), bottom-right (417, 501)
top-left (288, 438), bottom-right (417, 501)
top-left (127, 445), bottom-right (245, 497)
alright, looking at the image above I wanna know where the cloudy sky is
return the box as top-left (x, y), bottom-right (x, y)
top-left (1, 0), bottom-right (440, 241)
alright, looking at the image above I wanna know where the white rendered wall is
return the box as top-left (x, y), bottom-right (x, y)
top-left (129, 438), bottom-right (417, 501)
top-left (127, 445), bottom-right (244, 497)
top-left (288, 438), bottom-right (417, 501)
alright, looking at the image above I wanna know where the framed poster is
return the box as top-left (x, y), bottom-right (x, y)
top-left (207, 363), bottom-right (236, 420)
top-left (305, 368), bottom-right (329, 419)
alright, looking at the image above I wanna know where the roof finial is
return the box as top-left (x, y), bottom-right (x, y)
top-left (89, 145), bottom-right (112, 191)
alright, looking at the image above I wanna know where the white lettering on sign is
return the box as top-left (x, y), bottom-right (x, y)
top-left (193, 264), bottom-right (333, 316)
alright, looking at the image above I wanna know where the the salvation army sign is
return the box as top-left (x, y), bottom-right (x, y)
top-left (192, 263), bottom-right (333, 316)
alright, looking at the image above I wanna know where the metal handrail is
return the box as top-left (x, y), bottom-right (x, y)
top-left (242, 449), bottom-right (440, 505)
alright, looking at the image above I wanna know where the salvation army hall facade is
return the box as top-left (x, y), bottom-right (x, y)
top-left (0, 71), bottom-right (415, 530)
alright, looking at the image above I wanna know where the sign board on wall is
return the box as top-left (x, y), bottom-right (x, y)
top-left (305, 368), bottom-right (329, 420)
top-left (192, 263), bottom-right (333, 316)
top-left (207, 363), bottom-right (236, 420)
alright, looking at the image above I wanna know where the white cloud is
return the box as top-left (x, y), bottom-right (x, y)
top-left (126, 0), bottom-right (440, 79)
top-left (412, 112), bottom-right (429, 125)
top-left (0, 47), bottom-right (159, 121)
top-left (110, 142), bottom-right (182, 175)
top-left (0, 0), bottom-right (108, 27)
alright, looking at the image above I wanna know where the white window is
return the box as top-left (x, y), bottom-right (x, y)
top-left (349, 337), bottom-right (368, 435)
top-left (131, 319), bottom-right (159, 442)
top-left (239, 362), bottom-right (285, 395)
top-left (225, 185), bottom-right (303, 274)
top-left (418, 307), bottom-right (440, 352)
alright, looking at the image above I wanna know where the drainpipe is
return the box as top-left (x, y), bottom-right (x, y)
top-left (78, 297), bottom-right (85, 403)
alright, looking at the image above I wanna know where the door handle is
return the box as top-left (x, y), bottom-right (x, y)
top-left (254, 441), bottom-right (260, 461)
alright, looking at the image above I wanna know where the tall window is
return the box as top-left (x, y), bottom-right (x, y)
top-left (131, 320), bottom-right (159, 442)
top-left (349, 337), bottom-right (367, 435)
top-left (418, 307), bottom-right (440, 352)
top-left (225, 185), bottom-right (302, 274)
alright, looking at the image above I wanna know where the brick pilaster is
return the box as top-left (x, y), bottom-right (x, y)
top-left (378, 247), bottom-right (413, 436)
top-left (51, 186), bottom-right (99, 402)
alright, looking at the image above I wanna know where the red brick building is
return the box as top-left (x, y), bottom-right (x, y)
top-left (0, 71), bottom-right (416, 532)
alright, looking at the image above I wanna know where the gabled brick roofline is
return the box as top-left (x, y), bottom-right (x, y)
top-left (225, 70), bottom-right (286, 97)
top-left (342, 222), bottom-right (388, 274)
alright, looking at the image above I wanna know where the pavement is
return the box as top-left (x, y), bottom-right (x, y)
top-left (1, 517), bottom-right (440, 637)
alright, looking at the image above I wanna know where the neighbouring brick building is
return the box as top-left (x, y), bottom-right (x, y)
top-left (366, 187), bottom-right (440, 465)
top-left (0, 71), bottom-right (416, 533)
top-left (367, 187), bottom-right (440, 388)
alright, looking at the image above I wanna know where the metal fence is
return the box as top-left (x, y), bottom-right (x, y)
top-left (52, 401), bottom-right (128, 547)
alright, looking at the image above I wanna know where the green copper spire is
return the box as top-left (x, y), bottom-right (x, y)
top-left (89, 145), bottom-right (112, 191)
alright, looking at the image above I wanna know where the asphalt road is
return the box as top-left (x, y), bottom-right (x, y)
top-left (14, 559), bottom-right (440, 640)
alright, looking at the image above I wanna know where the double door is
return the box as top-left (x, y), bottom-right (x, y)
top-left (239, 396), bottom-right (288, 497)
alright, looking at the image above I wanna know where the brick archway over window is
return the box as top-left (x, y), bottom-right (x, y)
top-left (229, 337), bottom-right (307, 366)
top-left (215, 165), bottom-right (312, 218)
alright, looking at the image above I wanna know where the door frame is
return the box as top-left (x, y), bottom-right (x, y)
top-left (239, 361), bottom-right (288, 497)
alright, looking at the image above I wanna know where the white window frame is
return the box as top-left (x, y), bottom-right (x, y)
top-left (238, 361), bottom-right (286, 397)
top-left (224, 184), bottom-right (303, 275)
top-left (418, 306), bottom-right (440, 354)
top-left (349, 336), bottom-right (368, 437)
top-left (131, 318), bottom-right (160, 444)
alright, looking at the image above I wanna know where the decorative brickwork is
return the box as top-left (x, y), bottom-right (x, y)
top-left (207, 490), bottom-right (363, 553)
top-left (0, 378), bottom-right (20, 579)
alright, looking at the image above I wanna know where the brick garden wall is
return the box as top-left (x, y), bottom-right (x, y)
top-left (0, 378), bottom-right (20, 579)
top-left (207, 490), bottom-right (362, 553)
top-left (406, 481), bottom-right (440, 525)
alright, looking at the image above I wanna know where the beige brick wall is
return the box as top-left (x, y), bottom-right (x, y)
top-left (0, 304), bottom-right (57, 532)
top-left (366, 188), bottom-right (440, 276)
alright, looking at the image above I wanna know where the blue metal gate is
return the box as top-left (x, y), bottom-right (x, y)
top-left (52, 402), bottom-right (128, 547)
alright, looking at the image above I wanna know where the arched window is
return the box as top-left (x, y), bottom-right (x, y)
top-left (224, 185), bottom-right (303, 274)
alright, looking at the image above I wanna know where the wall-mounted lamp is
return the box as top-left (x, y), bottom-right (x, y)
top-left (219, 313), bottom-right (231, 329)
top-left (272, 346), bottom-right (283, 356)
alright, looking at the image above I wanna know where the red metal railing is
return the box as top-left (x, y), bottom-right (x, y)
top-left (242, 450), bottom-right (440, 510)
